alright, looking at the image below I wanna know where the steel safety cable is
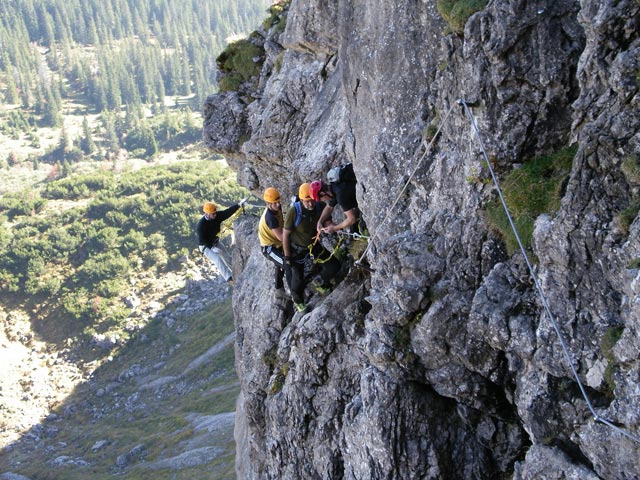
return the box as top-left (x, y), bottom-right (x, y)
top-left (458, 98), bottom-right (640, 444)
top-left (356, 102), bottom-right (458, 267)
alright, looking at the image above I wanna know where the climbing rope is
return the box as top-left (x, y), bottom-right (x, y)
top-left (355, 102), bottom-right (458, 267)
top-left (336, 231), bottom-right (370, 240)
top-left (458, 98), bottom-right (640, 444)
top-left (309, 232), bottom-right (343, 264)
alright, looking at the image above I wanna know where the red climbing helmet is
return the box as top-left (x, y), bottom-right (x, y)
top-left (310, 180), bottom-right (323, 201)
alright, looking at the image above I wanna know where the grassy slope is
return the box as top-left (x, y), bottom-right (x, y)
top-left (0, 296), bottom-right (239, 480)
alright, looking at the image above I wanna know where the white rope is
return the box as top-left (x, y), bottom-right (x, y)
top-left (336, 231), bottom-right (370, 240)
top-left (458, 98), bottom-right (640, 444)
top-left (356, 102), bottom-right (458, 266)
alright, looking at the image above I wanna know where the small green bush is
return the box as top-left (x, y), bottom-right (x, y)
top-left (622, 153), bottom-right (640, 185)
top-left (436, 0), bottom-right (489, 34)
top-left (618, 199), bottom-right (640, 234)
top-left (627, 258), bottom-right (640, 269)
top-left (216, 39), bottom-right (263, 92)
top-left (484, 145), bottom-right (577, 255)
top-left (262, 0), bottom-right (291, 32)
top-left (601, 326), bottom-right (624, 394)
top-left (218, 73), bottom-right (243, 93)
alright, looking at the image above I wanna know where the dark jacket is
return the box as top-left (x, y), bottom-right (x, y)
top-left (196, 204), bottom-right (240, 248)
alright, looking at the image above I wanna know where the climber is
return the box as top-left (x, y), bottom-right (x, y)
top-left (258, 187), bottom-right (286, 290)
top-left (311, 163), bottom-right (366, 236)
top-left (196, 198), bottom-right (246, 283)
top-left (282, 183), bottom-right (341, 313)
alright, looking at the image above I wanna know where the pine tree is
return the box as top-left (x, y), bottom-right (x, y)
top-left (3, 69), bottom-right (20, 104)
top-left (80, 116), bottom-right (97, 155)
top-left (102, 111), bottom-right (121, 155)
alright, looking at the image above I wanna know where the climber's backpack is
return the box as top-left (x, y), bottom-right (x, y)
top-left (327, 163), bottom-right (357, 185)
top-left (293, 200), bottom-right (323, 227)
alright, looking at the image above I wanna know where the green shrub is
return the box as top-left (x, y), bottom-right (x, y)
top-left (61, 288), bottom-right (92, 320)
top-left (0, 270), bottom-right (20, 292)
top-left (618, 199), bottom-right (640, 234)
top-left (262, 0), bottom-right (291, 33)
top-left (484, 145), bottom-right (577, 255)
top-left (47, 226), bottom-right (81, 257)
top-left (0, 191), bottom-right (47, 219)
top-left (601, 326), bottom-right (624, 394)
top-left (77, 252), bottom-right (130, 285)
top-left (436, 0), bottom-right (489, 34)
top-left (96, 277), bottom-right (127, 298)
top-left (216, 39), bottom-right (263, 92)
top-left (622, 153), bottom-right (640, 185)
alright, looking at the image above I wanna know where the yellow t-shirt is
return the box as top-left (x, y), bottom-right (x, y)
top-left (258, 207), bottom-right (283, 247)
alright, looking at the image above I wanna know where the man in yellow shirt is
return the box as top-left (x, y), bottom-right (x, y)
top-left (258, 187), bottom-right (285, 290)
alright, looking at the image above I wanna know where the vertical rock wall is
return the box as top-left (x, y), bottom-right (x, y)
top-left (204, 0), bottom-right (640, 478)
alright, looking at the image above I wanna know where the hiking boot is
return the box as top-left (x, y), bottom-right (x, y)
top-left (294, 302), bottom-right (307, 313)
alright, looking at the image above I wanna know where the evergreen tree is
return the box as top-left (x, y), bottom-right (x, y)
top-left (3, 69), bottom-right (20, 104)
top-left (80, 116), bottom-right (97, 155)
top-left (0, 0), bottom-right (273, 121)
top-left (101, 111), bottom-right (121, 155)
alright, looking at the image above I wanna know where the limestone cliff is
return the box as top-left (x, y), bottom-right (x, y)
top-left (203, 0), bottom-right (640, 478)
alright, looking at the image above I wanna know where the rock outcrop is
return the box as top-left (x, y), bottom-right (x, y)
top-left (204, 0), bottom-right (640, 478)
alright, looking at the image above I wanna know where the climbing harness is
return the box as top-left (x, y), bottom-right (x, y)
top-left (458, 98), bottom-right (640, 445)
top-left (308, 232), bottom-right (343, 264)
top-left (355, 102), bottom-right (458, 269)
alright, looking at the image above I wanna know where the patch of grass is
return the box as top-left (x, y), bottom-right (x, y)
top-left (483, 144), bottom-right (577, 255)
top-left (269, 363), bottom-right (289, 395)
top-left (622, 153), bottom-right (640, 184)
top-left (216, 38), bottom-right (263, 92)
top-left (187, 385), bottom-right (240, 415)
top-left (436, 0), bottom-right (489, 34)
top-left (262, 346), bottom-right (279, 371)
top-left (618, 199), bottom-right (640, 235)
top-left (601, 326), bottom-right (624, 358)
top-left (262, 0), bottom-right (291, 33)
top-left (162, 301), bottom-right (235, 375)
top-left (627, 258), bottom-right (640, 269)
top-left (601, 326), bottom-right (624, 394)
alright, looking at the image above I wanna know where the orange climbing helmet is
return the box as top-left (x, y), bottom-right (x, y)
top-left (298, 183), bottom-right (313, 201)
top-left (203, 202), bottom-right (217, 214)
top-left (263, 187), bottom-right (281, 203)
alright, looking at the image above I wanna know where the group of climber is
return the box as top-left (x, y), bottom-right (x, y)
top-left (197, 163), bottom-right (365, 313)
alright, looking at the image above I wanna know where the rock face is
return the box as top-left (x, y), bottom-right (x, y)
top-left (204, 0), bottom-right (640, 478)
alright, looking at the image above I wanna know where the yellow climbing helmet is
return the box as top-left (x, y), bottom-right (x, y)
top-left (263, 187), bottom-right (281, 203)
top-left (203, 202), bottom-right (217, 214)
top-left (299, 183), bottom-right (313, 201)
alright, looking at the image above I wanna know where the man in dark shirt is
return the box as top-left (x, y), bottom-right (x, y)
top-left (311, 163), bottom-right (364, 235)
top-left (282, 183), bottom-right (340, 313)
top-left (196, 199), bottom-right (245, 282)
